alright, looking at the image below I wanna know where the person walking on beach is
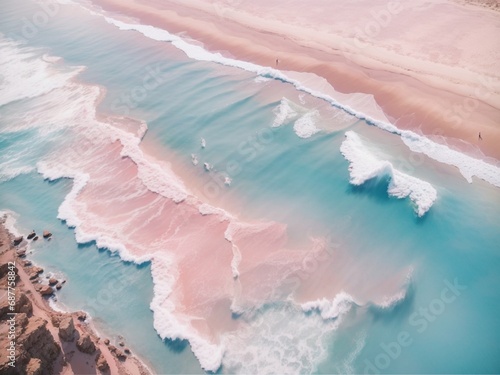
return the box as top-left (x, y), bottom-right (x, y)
top-left (276, 58), bottom-right (279, 67)
top-left (479, 132), bottom-right (482, 140)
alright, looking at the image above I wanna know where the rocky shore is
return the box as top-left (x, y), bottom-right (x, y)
top-left (0, 216), bottom-right (152, 375)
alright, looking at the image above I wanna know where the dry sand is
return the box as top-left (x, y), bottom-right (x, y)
top-left (93, 0), bottom-right (500, 159)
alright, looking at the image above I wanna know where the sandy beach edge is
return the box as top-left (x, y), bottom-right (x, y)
top-left (91, 0), bottom-right (500, 161)
top-left (0, 214), bottom-right (154, 375)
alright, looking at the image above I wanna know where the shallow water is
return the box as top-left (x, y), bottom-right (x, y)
top-left (1, 0), bottom-right (499, 373)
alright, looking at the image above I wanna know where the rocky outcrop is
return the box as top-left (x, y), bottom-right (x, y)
top-left (0, 262), bottom-right (19, 280)
top-left (96, 351), bottom-right (109, 372)
top-left (48, 278), bottom-right (57, 286)
top-left (58, 316), bottom-right (76, 342)
top-left (27, 231), bottom-right (36, 240)
top-left (42, 231), bottom-right (52, 239)
top-left (27, 266), bottom-right (44, 281)
top-left (18, 293), bottom-right (33, 315)
top-left (36, 285), bottom-right (53, 296)
top-left (75, 311), bottom-right (86, 321)
top-left (109, 345), bottom-right (127, 360)
top-left (0, 313), bottom-right (60, 375)
top-left (1, 220), bottom-right (152, 375)
top-left (50, 312), bottom-right (65, 328)
top-left (76, 333), bottom-right (96, 354)
top-left (13, 236), bottom-right (23, 245)
top-left (0, 292), bottom-right (33, 319)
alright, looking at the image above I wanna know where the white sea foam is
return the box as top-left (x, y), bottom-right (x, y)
top-left (221, 303), bottom-right (336, 375)
top-left (272, 97), bottom-right (298, 127)
top-left (48, 298), bottom-right (69, 313)
top-left (401, 132), bottom-right (500, 186)
top-left (191, 153), bottom-right (199, 165)
top-left (91, 12), bottom-right (500, 188)
top-left (0, 209), bottom-right (22, 237)
top-left (293, 110), bottom-right (321, 138)
top-left (336, 331), bottom-right (367, 375)
top-left (0, 39), bottom-right (82, 108)
top-left (150, 254), bottom-right (225, 372)
top-left (119, 134), bottom-right (188, 203)
top-left (340, 131), bottom-right (438, 217)
top-left (301, 291), bottom-right (357, 320)
top-left (254, 75), bottom-right (271, 83)
top-left (376, 267), bottom-right (413, 309)
top-left (377, 288), bottom-right (408, 309)
top-left (230, 243), bottom-right (242, 279)
top-left (198, 203), bottom-right (233, 221)
top-left (0, 165), bottom-right (35, 183)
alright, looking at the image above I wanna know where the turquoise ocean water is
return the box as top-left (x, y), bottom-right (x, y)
top-left (1, 0), bottom-right (500, 373)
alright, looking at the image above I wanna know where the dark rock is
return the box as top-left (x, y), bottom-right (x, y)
top-left (23, 260), bottom-right (32, 266)
top-left (48, 278), bottom-right (58, 286)
top-left (27, 231), bottom-right (36, 240)
top-left (118, 341), bottom-right (125, 347)
top-left (36, 285), bottom-right (53, 296)
top-left (109, 345), bottom-right (126, 359)
top-left (96, 352), bottom-right (109, 372)
top-left (58, 317), bottom-right (75, 342)
top-left (124, 348), bottom-right (131, 354)
top-left (28, 266), bottom-right (44, 280)
top-left (55, 283), bottom-right (62, 290)
top-left (0, 315), bottom-right (60, 375)
top-left (32, 236), bottom-right (39, 241)
top-left (76, 311), bottom-right (86, 321)
top-left (0, 292), bottom-right (32, 319)
top-left (76, 333), bottom-right (96, 354)
top-left (13, 236), bottom-right (24, 245)
top-left (42, 231), bottom-right (52, 239)
top-left (51, 313), bottom-right (65, 328)
top-left (103, 338), bottom-right (110, 345)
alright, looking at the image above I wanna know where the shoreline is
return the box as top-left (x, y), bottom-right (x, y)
top-left (92, 0), bottom-right (500, 160)
top-left (0, 214), bottom-right (153, 375)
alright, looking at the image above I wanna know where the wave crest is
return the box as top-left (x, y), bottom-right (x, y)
top-left (340, 131), bottom-right (437, 217)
